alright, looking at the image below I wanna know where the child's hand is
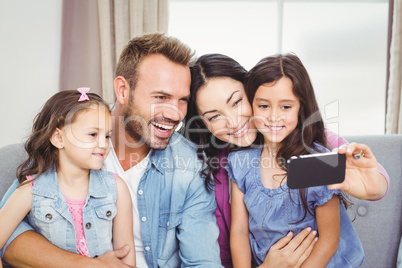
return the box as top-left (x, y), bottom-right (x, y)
top-left (329, 143), bottom-right (387, 200)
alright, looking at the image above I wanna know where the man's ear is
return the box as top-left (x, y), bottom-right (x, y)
top-left (50, 128), bottom-right (64, 149)
top-left (114, 76), bottom-right (131, 105)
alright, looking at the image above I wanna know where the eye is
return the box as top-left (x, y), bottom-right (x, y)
top-left (233, 98), bottom-right (242, 107)
top-left (258, 104), bottom-right (269, 109)
top-left (106, 135), bottom-right (111, 139)
top-left (180, 97), bottom-right (190, 103)
top-left (282, 105), bottom-right (291, 110)
top-left (155, 95), bottom-right (166, 100)
top-left (208, 114), bottom-right (220, 121)
top-left (89, 133), bottom-right (97, 137)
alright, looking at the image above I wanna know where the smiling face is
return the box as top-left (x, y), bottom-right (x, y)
top-left (195, 77), bottom-right (257, 147)
top-left (123, 54), bottom-right (191, 150)
top-left (57, 105), bottom-right (113, 171)
top-left (253, 76), bottom-right (300, 147)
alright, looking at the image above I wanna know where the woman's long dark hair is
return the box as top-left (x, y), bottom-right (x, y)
top-left (17, 90), bottom-right (110, 185)
top-left (245, 53), bottom-right (337, 222)
top-left (184, 54), bottom-right (247, 192)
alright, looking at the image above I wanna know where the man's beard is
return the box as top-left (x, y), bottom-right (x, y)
top-left (123, 102), bottom-right (179, 150)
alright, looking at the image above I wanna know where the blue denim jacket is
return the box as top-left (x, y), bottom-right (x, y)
top-left (1, 132), bottom-right (222, 267)
top-left (1, 169), bottom-right (117, 258)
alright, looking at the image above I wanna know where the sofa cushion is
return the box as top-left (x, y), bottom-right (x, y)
top-left (0, 143), bottom-right (26, 199)
top-left (344, 135), bottom-right (402, 268)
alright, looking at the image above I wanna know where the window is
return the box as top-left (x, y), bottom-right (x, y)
top-left (169, 0), bottom-right (389, 135)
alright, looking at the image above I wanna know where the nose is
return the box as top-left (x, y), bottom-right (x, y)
top-left (98, 136), bottom-right (108, 149)
top-left (161, 102), bottom-right (184, 122)
top-left (268, 108), bottom-right (281, 123)
top-left (225, 110), bottom-right (241, 129)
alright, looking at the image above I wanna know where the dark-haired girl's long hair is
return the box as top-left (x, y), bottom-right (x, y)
top-left (245, 53), bottom-right (348, 222)
top-left (184, 53), bottom-right (247, 192)
top-left (17, 90), bottom-right (110, 185)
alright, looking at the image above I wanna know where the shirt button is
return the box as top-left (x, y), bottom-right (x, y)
top-left (145, 246), bottom-right (150, 251)
top-left (85, 222), bottom-right (92, 229)
top-left (106, 210), bottom-right (112, 217)
top-left (166, 221), bottom-right (170, 227)
top-left (45, 213), bottom-right (52, 220)
top-left (138, 190), bottom-right (143, 195)
top-left (141, 217), bottom-right (147, 222)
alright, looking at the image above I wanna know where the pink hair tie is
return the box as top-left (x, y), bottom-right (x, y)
top-left (77, 87), bottom-right (90, 102)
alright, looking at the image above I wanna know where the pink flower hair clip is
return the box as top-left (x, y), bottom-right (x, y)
top-left (77, 87), bottom-right (90, 102)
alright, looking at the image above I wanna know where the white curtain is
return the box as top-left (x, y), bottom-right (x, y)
top-left (386, 0), bottom-right (402, 134)
top-left (97, 0), bottom-right (169, 104)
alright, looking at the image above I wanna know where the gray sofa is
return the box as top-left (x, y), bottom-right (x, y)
top-left (1, 135), bottom-right (401, 267)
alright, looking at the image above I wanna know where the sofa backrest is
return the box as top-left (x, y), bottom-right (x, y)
top-left (344, 135), bottom-right (402, 268)
top-left (0, 143), bottom-right (26, 199)
top-left (0, 135), bottom-right (401, 267)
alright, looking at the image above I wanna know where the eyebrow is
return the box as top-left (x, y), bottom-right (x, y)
top-left (152, 91), bottom-right (191, 100)
top-left (202, 90), bottom-right (241, 116)
top-left (227, 90), bottom-right (240, 104)
top-left (203, 109), bottom-right (218, 116)
top-left (255, 98), bottom-right (297, 103)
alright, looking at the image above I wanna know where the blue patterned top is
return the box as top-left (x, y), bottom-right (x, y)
top-left (226, 147), bottom-right (364, 268)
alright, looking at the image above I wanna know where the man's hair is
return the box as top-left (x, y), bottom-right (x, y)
top-left (115, 32), bottom-right (195, 90)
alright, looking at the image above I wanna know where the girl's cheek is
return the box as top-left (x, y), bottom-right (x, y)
top-left (253, 118), bottom-right (265, 131)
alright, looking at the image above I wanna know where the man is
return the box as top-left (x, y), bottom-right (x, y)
top-left (1, 33), bottom-right (222, 267)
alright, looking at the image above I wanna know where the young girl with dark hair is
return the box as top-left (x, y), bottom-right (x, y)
top-left (0, 89), bottom-right (136, 267)
top-left (228, 53), bottom-right (364, 267)
top-left (186, 53), bottom-right (387, 268)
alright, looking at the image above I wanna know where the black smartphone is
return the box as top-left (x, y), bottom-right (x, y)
top-left (287, 152), bottom-right (346, 189)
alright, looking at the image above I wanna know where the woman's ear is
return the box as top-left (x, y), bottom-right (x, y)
top-left (50, 128), bottom-right (64, 149)
top-left (114, 76), bottom-right (131, 105)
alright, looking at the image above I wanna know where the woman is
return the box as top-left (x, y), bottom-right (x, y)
top-left (184, 53), bottom-right (389, 268)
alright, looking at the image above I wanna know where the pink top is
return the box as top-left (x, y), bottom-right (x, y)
top-left (64, 195), bottom-right (90, 256)
top-left (26, 173), bottom-right (120, 257)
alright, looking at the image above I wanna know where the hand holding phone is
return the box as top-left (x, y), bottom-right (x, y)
top-left (287, 152), bottom-right (346, 189)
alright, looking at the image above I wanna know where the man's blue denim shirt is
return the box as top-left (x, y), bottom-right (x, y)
top-left (1, 132), bottom-right (223, 267)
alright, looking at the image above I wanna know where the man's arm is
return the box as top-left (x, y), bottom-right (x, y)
top-left (4, 231), bottom-right (134, 268)
top-left (177, 172), bottom-right (223, 267)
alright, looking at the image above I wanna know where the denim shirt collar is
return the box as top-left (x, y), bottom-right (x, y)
top-left (147, 132), bottom-right (190, 175)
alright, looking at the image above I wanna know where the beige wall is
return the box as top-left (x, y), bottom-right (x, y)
top-left (0, 0), bottom-right (62, 148)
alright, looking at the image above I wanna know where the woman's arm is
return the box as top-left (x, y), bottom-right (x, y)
top-left (113, 177), bottom-right (136, 266)
top-left (230, 181), bottom-right (252, 268)
top-left (325, 130), bottom-right (388, 200)
top-left (300, 195), bottom-right (340, 268)
top-left (0, 184), bottom-right (32, 250)
top-left (257, 228), bottom-right (318, 268)
top-left (329, 143), bottom-right (388, 200)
